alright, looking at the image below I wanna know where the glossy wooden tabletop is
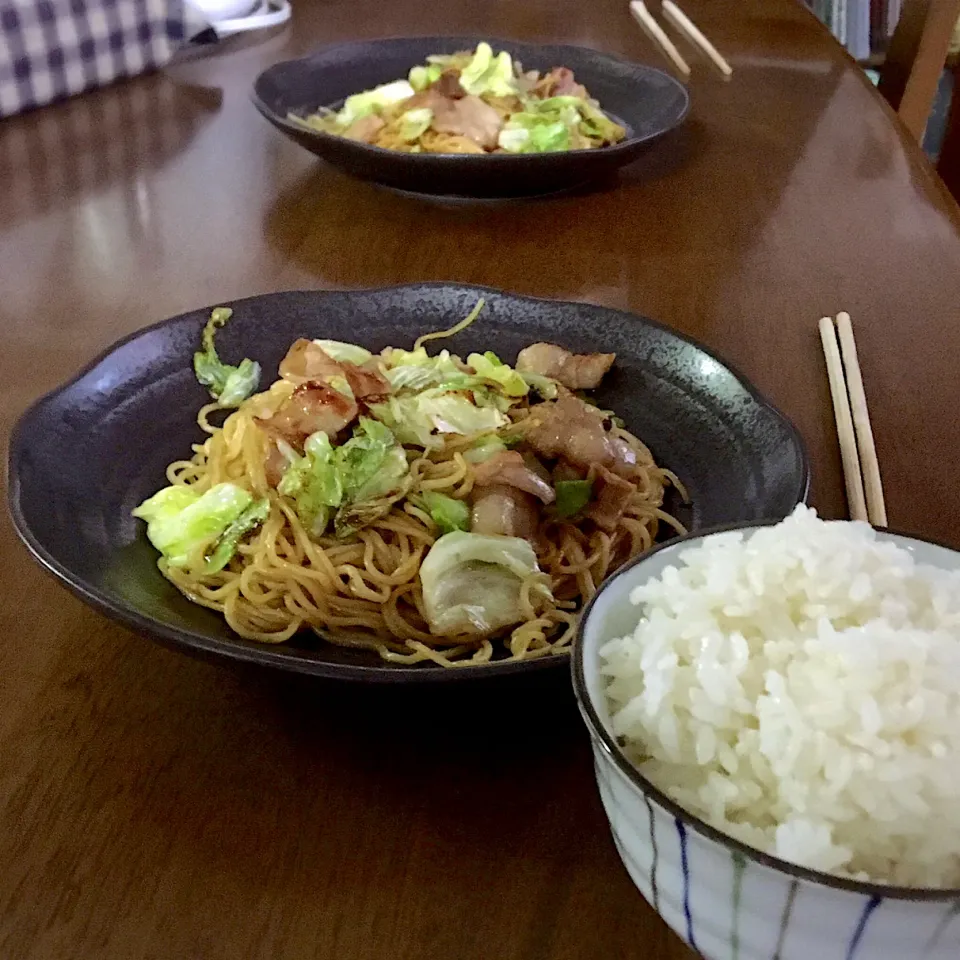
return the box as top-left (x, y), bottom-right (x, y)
top-left (3, 1), bottom-right (960, 958)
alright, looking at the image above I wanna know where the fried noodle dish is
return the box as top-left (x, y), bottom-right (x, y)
top-left (133, 301), bottom-right (686, 667)
top-left (289, 43), bottom-right (627, 155)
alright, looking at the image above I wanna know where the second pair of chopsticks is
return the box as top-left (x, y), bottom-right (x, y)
top-left (629, 0), bottom-right (732, 78)
top-left (819, 312), bottom-right (887, 526)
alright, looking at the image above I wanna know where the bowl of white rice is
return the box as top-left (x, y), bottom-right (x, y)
top-left (573, 506), bottom-right (960, 960)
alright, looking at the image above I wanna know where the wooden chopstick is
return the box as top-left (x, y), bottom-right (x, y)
top-left (835, 312), bottom-right (887, 526)
top-left (819, 315), bottom-right (868, 523)
top-left (660, 0), bottom-right (733, 76)
top-left (629, 1), bottom-right (691, 77)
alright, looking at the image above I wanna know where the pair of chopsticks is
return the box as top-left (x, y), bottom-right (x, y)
top-left (819, 313), bottom-right (887, 526)
top-left (629, 0), bottom-right (732, 78)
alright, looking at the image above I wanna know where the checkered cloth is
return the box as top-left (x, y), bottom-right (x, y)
top-left (0, 0), bottom-right (211, 118)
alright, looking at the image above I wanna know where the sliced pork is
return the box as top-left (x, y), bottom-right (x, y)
top-left (516, 342), bottom-right (616, 390)
top-left (431, 94), bottom-right (503, 149)
top-left (585, 466), bottom-right (635, 531)
top-left (472, 451), bottom-right (555, 504)
top-left (470, 484), bottom-right (540, 540)
top-left (278, 339), bottom-right (391, 399)
top-left (525, 395), bottom-right (639, 480)
top-left (256, 381), bottom-right (358, 452)
top-left (343, 115), bottom-right (385, 143)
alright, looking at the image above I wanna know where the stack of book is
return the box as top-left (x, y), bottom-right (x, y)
top-left (806, 0), bottom-right (902, 60)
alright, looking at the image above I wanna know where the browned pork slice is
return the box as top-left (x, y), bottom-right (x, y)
top-left (525, 395), bottom-right (638, 479)
top-left (472, 451), bottom-right (555, 504)
top-left (533, 67), bottom-right (588, 100)
top-left (256, 381), bottom-right (358, 452)
top-left (432, 69), bottom-right (466, 99)
top-left (470, 450), bottom-right (555, 539)
top-left (515, 342), bottom-right (616, 390)
top-left (470, 485), bottom-right (540, 540)
top-left (278, 339), bottom-right (391, 399)
top-left (343, 115), bottom-right (386, 143)
top-left (431, 94), bottom-right (503, 149)
top-left (585, 465), bottom-right (635, 531)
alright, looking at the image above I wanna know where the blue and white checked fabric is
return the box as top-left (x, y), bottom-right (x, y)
top-left (0, 0), bottom-right (211, 118)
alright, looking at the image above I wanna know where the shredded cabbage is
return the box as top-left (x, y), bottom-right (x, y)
top-left (463, 435), bottom-right (507, 463)
top-left (193, 308), bottom-right (261, 406)
top-left (423, 491), bottom-right (470, 534)
top-left (409, 63), bottom-right (443, 90)
top-left (369, 389), bottom-right (507, 448)
top-left (278, 431), bottom-right (343, 537)
top-left (459, 43), bottom-right (517, 97)
top-left (311, 339), bottom-right (373, 365)
top-left (336, 80), bottom-right (415, 126)
top-left (467, 351), bottom-right (529, 397)
top-left (400, 108), bottom-right (434, 142)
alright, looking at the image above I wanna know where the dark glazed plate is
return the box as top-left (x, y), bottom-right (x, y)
top-left (252, 36), bottom-right (690, 199)
top-left (7, 286), bottom-right (808, 683)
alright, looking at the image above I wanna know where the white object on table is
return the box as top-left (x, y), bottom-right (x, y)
top-left (188, 0), bottom-right (291, 35)
top-left (835, 311), bottom-right (887, 525)
top-left (819, 314), bottom-right (869, 522)
top-left (575, 527), bottom-right (960, 960)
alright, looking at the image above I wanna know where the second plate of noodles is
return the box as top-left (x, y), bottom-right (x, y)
top-left (252, 38), bottom-right (691, 197)
top-left (133, 300), bottom-right (687, 667)
top-left (289, 42), bottom-right (628, 155)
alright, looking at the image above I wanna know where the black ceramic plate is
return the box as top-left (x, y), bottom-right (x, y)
top-left (8, 286), bottom-right (808, 683)
top-left (252, 37), bottom-right (690, 199)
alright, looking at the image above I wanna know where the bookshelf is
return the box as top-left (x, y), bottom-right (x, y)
top-left (805, 0), bottom-right (901, 62)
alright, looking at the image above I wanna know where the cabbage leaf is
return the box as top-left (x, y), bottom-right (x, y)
top-left (133, 481), bottom-right (264, 569)
top-left (418, 532), bottom-right (552, 635)
top-left (193, 308), bottom-right (261, 406)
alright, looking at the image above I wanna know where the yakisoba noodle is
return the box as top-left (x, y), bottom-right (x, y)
top-left (136, 306), bottom-right (687, 667)
top-left (289, 42), bottom-right (627, 156)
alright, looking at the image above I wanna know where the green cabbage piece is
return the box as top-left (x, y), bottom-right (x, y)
top-left (311, 339), bottom-right (372, 365)
top-left (467, 351), bottom-right (529, 398)
top-left (336, 80), bottom-right (415, 127)
top-left (369, 390), bottom-right (508, 448)
top-left (278, 431), bottom-right (343, 537)
top-left (497, 112), bottom-right (571, 153)
top-left (418, 532), bottom-right (552, 636)
top-left (577, 99), bottom-right (624, 142)
top-left (423, 491), bottom-right (470, 534)
top-left (332, 419), bottom-right (409, 537)
top-left (463, 434), bottom-right (507, 463)
top-left (193, 308), bottom-right (261, 406)
top-left (554, 479), bottom-right (593, 518)
top-left (497, 127), bottom-right (532, 153)
top-left (133, 482), bottom-right (260, 569)
top-left (409, 64), bottom-right (443, 91)
top-left (459, 43), bottom-right (517, 97)
top-left (399, 107), bottom-right (434, 142)
top-left (498, 96), bottom-right (622, 153)
top-left (337, 418), bottom-right (408, 502)
top-left (383, 347), bottom-right (462, 391)
top-left (277, 421), bottom-right (409, 538)
top-left (205, 498), bottom-right (271, 573)
top-left (519, 371), bottom-right (560, 400)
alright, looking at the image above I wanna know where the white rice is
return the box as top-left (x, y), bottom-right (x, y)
top-left (600, 506), bottom-right (960, 887)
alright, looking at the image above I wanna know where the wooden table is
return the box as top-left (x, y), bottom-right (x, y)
top-left (2, 1), bottom-right (960, 958)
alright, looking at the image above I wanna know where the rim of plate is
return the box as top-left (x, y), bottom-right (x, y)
top-left (572, 518), bottom-right (960, 901)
